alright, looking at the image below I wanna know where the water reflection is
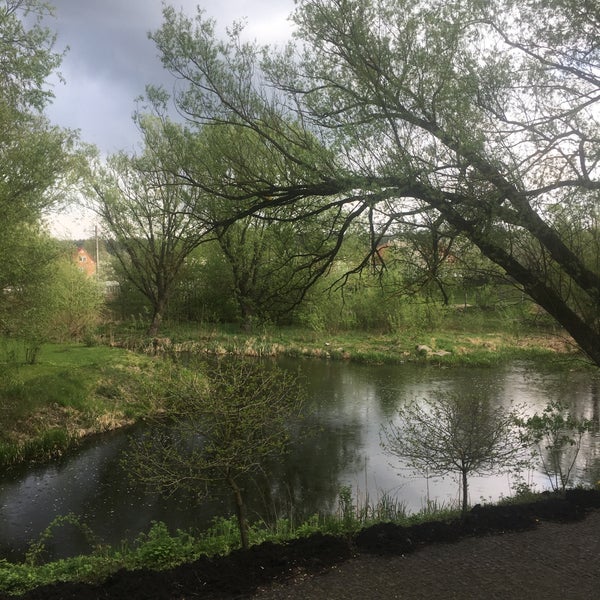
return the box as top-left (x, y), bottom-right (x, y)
top-left (0, 359), bottom-right (598, 560)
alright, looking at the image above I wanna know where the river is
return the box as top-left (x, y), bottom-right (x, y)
top-left (0, 358), bottom-right (598, 561)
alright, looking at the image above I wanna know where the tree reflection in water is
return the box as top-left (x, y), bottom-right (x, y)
top-left (0, 359), bottom-right (598, 560)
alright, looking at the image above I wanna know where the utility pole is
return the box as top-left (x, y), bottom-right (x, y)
top-left (95, 224), bottom-right (100, 278)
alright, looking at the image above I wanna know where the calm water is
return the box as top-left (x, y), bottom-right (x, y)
top-left (1, 359), bottom-right (598, 560)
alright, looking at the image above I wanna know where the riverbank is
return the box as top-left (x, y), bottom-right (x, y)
top-left (108, 322), bottom-right (584, 367)
top-left (0, 324), bottom-right (590, 468)
top-left (0, 343), bottom-right (168, 468)
top-left (5, 488), bottom-right (600, 599)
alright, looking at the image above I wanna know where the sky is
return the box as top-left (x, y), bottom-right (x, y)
top-left (42, 0), bottom-right (296, 238)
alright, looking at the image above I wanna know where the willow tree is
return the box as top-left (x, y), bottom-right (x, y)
top-left (149, 0), bottom-right (600, 365)
top-left (89, 115), bottom-right (208, 336)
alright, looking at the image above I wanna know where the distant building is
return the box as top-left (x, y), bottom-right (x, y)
top-left (74, 247), bottom-right (96, 277)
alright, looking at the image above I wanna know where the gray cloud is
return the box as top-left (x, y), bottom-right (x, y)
top-left (45, 0), bottom-right (295, 154)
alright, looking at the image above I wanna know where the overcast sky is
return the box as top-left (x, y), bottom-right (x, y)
top-left (42, 0), bottom-right (296, 237)
top-left (46, 0), bottom-right (296, 153)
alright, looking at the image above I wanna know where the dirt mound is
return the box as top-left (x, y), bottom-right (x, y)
top-left (8, 490), bottom-right (600, 600)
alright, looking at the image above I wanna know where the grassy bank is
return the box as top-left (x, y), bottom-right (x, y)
top-left (0, 341), bottom-right (168, 467)
top-left (1, 487), bottom-right (598, 596)
top-left (107, 320), bottom-right (584, 368)
top-left (0, 317), bottom-right (588, 468)
top-left (0, 500), bottom-right (449, 595)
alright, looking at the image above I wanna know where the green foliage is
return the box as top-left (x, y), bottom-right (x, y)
top-left (125, 358), bottom-right (305, 549)
top-left (517, 401), bottom-right (594, 492)
top-left (144, 0), bottom-right (600, 365)
top-left (25, 514), bottom-right (101, 566)
top-left (0, 481), bottom-right (580, 595)
top-left (334, 485), bottom-right (409, 532)
top-left (43, 258), bottom-right (104, 342)
top-left (0, 1), bottom-right (80, 349)
top-left (337, 485), bottom-right (355, 528)
top-left (87, 115), bottom-right (209, 336)
top-left (167, 243), bottom-right (239, 324)
top-left (0, 237), bottom-right (103, 358)
top-left (129, 522), bottom-right (198, 570)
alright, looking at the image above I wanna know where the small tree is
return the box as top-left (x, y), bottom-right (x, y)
top-left (517, 401), bottom-right (594, 493)
top-left (381, 391), bottom-right (526, 516)
top-left (126, 358), bottom-right (304, 549)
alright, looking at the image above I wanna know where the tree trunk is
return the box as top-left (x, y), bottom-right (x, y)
top-left (239, 299), bottom-right (256, 332)
top-left (147, 292), bottom-right (169, 336)
top-left (434, 277), bottom-right (450, 306)
top-left (434, 199), bottom-right (600, 367)
top-left (227, 474), bottom-right (250, 550)
top-left (147, 310), bottom-right (163, 337)
top-left (461, 469), bottom-right (469, 518)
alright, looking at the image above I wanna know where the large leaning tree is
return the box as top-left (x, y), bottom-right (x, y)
top-left (149, 0), bottom-right (600, 365)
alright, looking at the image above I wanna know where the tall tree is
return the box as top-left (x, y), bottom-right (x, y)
top-left (0, 0), bottom-right (75, 243)
top-left (89, 116), bottom-right (208, 336)
top-left (0, 0), bottom-right (79, 337)
top-left (148, 0), bottom-right (600, 366)
top-left (165, 121), bottom-right (358, 329)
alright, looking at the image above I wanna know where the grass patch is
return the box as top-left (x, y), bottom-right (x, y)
top-left (0, 340), bottom-right (168, 467)
top-left (117, 320), bottom-right (582, 368)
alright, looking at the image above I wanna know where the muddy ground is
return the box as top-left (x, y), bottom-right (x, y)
top-left (6, 489), bottom-right (600, 600)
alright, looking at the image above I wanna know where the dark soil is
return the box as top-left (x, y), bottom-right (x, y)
top-left (6, 489), bottom-right (600, 600)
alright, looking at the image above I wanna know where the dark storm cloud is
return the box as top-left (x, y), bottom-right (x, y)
top-left (45, 0), bottom-right (294, 154)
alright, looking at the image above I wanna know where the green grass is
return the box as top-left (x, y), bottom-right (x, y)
top-left (0, 340), bottom-right (168, 466)
top-left (39, 343), bottom-right (128, 368)
top-left (126, 319), bottom-right (580, 368)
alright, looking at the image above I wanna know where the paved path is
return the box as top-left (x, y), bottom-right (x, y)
top-left (251, 510), bottom-right (600, 599)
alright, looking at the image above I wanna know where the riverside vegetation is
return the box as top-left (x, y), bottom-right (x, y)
top-left (0, 309), bottom-right (595, 596)
top-left (4, 483), bottom-right (593, 597)
top-left (0, 489), bottom-right (453, 595)
top-left (2, 0), bottom-right (600, 595)
top-left (0, 304), bottom-right (581, 470)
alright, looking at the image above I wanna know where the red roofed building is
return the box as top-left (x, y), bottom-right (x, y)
top-left (74, 247), bottom-right (96, 277)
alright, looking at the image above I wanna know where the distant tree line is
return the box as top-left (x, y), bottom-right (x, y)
top-left (2, 0), bottom-right (599, 367)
